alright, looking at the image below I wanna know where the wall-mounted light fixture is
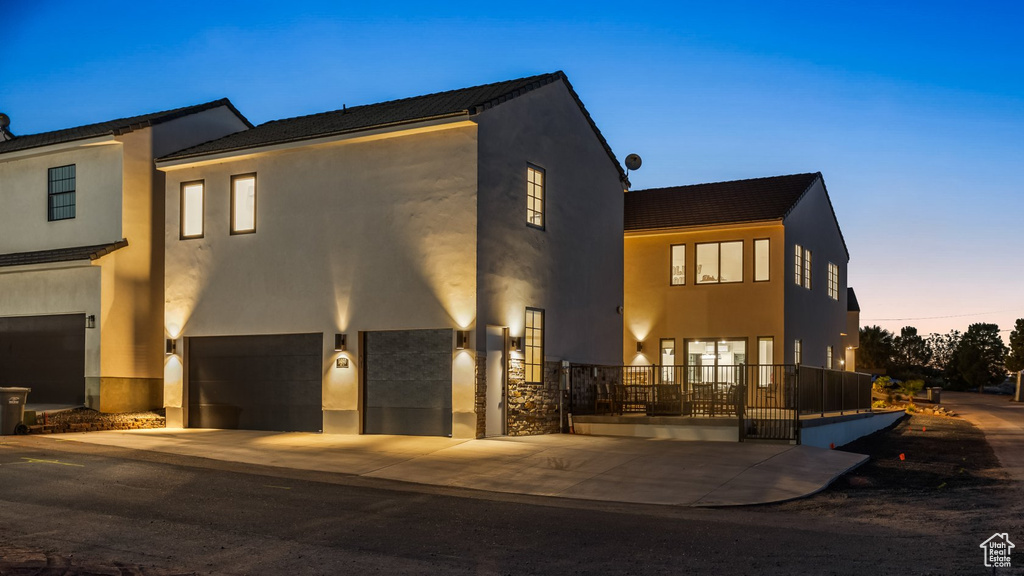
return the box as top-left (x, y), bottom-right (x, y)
top-left (636, 341), bottom-right (644, 353)
top-left (510, 336), bottom-right (522, 351)
top-left (86, 315), bottom-right (96, 329)
top-left (456, 330), bottom-right (471, 350)
top-left (165, 338), bottom-right (176, 355)
top-left (334, 333), bottom-right (347, 352)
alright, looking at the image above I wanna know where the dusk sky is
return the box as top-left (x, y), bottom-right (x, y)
top-left (4, 1), bottom-right (1022, 340)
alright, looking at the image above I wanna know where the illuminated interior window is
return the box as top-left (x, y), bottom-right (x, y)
top-left (758, 337), bottom-right (774, 386)
top-left (826, 345), bottom-right (834, 369)
top-left (754, 239), bottom-right (770, 282)
top-left (526, 165), bottom-right (544, 229)
top-left (827, 262), bottom-right (839, 300)
top-left (47, 164), bottom-right (76, 221)
top-left (794, 339), bottom-right (802, 364)
top-left (803, 248), bottom-right (812, 289)
top-left (181, 181), bottom-right (204, 239)
top-left (794, 244), bottom-right (803, 285)
top-left (231, 174), bottom-right (257, 234)
top-left (685, 339), bottom-right (747, 384)
top-left (696, 241), bottom-right (743, 284)
top-left (670, 244), bottom-right (685, 285)
top-left (525, 307), bottom-right (544, 383)
top-left (660, 338), bottom-right (676, 383)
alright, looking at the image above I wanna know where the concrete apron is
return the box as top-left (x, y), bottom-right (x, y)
top-left (42, 431), bottom-right (867, 507)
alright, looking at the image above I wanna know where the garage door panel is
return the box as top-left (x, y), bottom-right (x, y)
top-left (0, 314), bottom-right (85, 405)
top-left (364, 407), bottom-right (451, 437)
top-left (364, 329), bottom-right (452, 437)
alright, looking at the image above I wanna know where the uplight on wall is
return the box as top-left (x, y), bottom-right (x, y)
top-left (456, 330), bottom-right (471, 350)
top-left (334, 333), bottom-right (347, 352)
top-left (165, 338), bottom-right (177, 355)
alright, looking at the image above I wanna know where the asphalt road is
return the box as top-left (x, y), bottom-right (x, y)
top-left (0, 436), bottom-right (1012, 575)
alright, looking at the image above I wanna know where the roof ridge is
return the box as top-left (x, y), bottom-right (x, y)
top-left (8, 98), bottom-right (234, 139)
top-left (632, 172), bottom-right (820, 194)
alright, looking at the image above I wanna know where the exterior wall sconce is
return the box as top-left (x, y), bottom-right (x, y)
top-left (456, 330), bottom-right (471, 350)
top-left (165, 338), bottom-right (176, 355)
top-left (510, 336), bottom-right (522, 351)
top-left (636, 341), bottom-right (644, 353)
top-left (86, 315), bottom-right (96, 329)
top-left (334, 333), bottom-right (347, 352)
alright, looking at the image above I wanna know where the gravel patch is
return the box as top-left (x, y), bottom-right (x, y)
top-left (28, 407), bottom-right (165, 434)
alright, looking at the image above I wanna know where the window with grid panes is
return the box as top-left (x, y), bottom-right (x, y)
top-left (47, 165), bottom-right (76, 221)
top-left (526, 165), bottom-right (544, 228)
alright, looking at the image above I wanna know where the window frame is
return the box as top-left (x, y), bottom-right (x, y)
top-left (827, 262), bottom-right (839, 300)
top-left (669, 244), bottom-right (686, 286)
top-left (803, 248), bottom-right (813, 289)
top-left (230, 173), bottom-right (258, 235)
top-left (47, 164), bottom-right (76, 222)
top-left (753, 238), bottom-right (770, 282)
top-left (695, 240), bottom-right (743, 284)
top-left (524, 307), bottom-right (545, 383)
top-left (794, 244), bottom-right (803, 285)
top-left (526, 164), bottom-right (545, 230)
top-left (179, 179), bottom-right (206, 240)
top-left (826, 345), bottom-right (834, 369)
top-left (794, 339), bottom-right (802, 365)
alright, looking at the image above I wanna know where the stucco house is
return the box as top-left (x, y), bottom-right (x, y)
top-left (0, 101), bottom-right (251, 411)
top-left (622, 172), bottom-right (858, 378)
top-left (155, 71), bottom-right (626, 438)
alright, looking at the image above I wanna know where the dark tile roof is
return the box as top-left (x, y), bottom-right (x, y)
top-left (158, 71), bottom-right (627, 183)
top-left (0, 100), bottom-right (252, 156)
top-left (0, 239), bottom-right (128, 268)
top-left (625, 173), bottom-right (822, 231)
top-left (847, 287), bottom-right (860, 312)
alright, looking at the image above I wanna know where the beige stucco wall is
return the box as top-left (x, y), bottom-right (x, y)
top-left (161, 123), bottom-right (479, 435)
top-left (623, 223), bottom-right (786, 365)
top-left (476, 80), bottom-right (624, 365)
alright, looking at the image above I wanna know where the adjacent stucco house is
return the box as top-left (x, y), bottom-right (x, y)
top-left (0, 102), bottom-right (251, 411)
top-left (155, 71), bottom-right (626, 438)
top-left (623, 172), bottom-right (857, 376)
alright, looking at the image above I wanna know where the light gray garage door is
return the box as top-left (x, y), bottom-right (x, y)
top-left (0, 314), bottom-right (85, 405)
top-left (188, 333), bottom-right (322, 432)
top-left (364, 329), bottom-right (452, 436)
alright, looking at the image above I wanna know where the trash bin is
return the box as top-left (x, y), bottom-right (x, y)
top-left (927, 387), bottom-right (941, 404)
top-left (0, 387), bottom-right (31, 435)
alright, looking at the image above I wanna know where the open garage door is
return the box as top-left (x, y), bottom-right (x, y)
top-left (188, 333), bottom-right (322, 432)
top-left (0, 314), bottom-right (85, 405)
top-left (363, 329), bottom-right (452, 436)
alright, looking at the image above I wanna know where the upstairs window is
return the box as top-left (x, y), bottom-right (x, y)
top-left (47, 164), bottom-right (76, 221)
top-left (670, 244), bottom-right (686, 285)
top-left (794, 244), bottom-right (803, 285)
top-left (696, 241), bottom-right (743, 284)
top-left (180, 180), bottom-right (205, 239)
top-left (803, 248), bottom-right (812, 289)
top-left (827, 262), bottom-right (839, 300)
top-left (794, 339), bottom-right (802, 364)
top-left (826, 345), bottom-right (834, 369)
top-left (526, 165), bottom-right (544, 229)
top-left (231, 174), bottom-right (257, 234)
top-left (754, 238), bottom-right (770, 282)
top-left (525, 308), bottom-right (545, 383)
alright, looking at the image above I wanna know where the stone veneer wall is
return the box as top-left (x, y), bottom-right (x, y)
top-left (507, 359), bottom-right (562, 436)
top-left (475, 354), bottom-right (487, 439)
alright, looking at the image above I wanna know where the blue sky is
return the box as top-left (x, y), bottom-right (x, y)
top-left (4, 1), bottom-right (1023, 339)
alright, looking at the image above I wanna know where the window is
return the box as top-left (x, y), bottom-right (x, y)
top-left (827, 262), bottom-right (839, 300)
top-left (757, 337), bottom-right (774, 387)
top-left (526, 165), bottom-right (544, 229)
top-left (670, 245), bottom-right (685, 285)
top-left (685, 339), bottom-right (747, 385)
top-left (180, 180), bottom-right (205, 239)
top-left (660, 339), bottom-right (676, 383)
top-left (231, 174), bottom-right (257, 234)
top-left (803, 248), bottom-right (812, 289)
top-left (696, 241), bottom-right (743, 284)
top-left (826, 346), bottom-right (834, 369)
top-left (47, 164), bottom-right (76, 221)
top-left (794, 244), bottom-right (803, 285)
top-left (525, 308), bottom-right (544, 383)
top-left (794, 339), bottom-right (802, 365)
top-left (754, 239), bottom-right (770, 282)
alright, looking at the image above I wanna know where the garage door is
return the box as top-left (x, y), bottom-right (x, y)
top-left (0, 314), bottom-right (85, 405)
top-left (364, 329), bottom-right (452, 436)
top-left (188, 333), bottom-right (322, 432)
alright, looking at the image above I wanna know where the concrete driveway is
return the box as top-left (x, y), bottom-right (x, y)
top-left (942, 391), bottom-right (1024, 482)
top-left (42, 430), bottom-right (866, 507)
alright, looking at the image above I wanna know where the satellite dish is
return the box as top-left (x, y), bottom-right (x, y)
top-left (0, 113), bottom-right (9, 129)
top-left (625, 153), bottom-right (642, 171)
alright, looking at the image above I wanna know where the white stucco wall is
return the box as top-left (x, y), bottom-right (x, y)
top-left (476, 80), bottom-right (624, 365)
top-left (162, 124), bottom-right (479, 434)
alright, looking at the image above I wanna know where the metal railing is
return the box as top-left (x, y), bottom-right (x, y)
top-left (795, 366), bottom-right (872, 416)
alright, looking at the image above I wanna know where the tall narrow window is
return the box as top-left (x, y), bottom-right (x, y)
top-left (754, 238), bottom-right (770, 282)
top-left (231, 174), bottom-right (257, 234)
top-left (803, 248), bottom-right (812, 289)
top-left (794, 244), bottom-right (803, 285)
top-left (526, 165), bottom-right (544, 229)
top-left (757, 337), bottom-right (774, 387)
top-left (47, 164), bottom-right (76, 221)
top-left (696, 241), bottom-right (743, 284)
top-left (794, 339), bottom-right (802, 364)
top-left (660, 339), bottom-right (676, 383)
top-left (827, 262), bottom-right (839, 300)
top-left (826, 346), bottom-right (834, 369)
top-left (670, 244), bottom-right (686, 285)
top-left (180, 180), bottom-right (205, 239)
top-left (525, 308), bottom-right (545, 383)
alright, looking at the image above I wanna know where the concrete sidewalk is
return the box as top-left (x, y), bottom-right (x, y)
top-left (42, 430), bottom-right (866, 507)
top-left (942, 391), bottom-right (1024, 482)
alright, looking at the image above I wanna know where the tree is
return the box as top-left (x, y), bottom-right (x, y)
top-left (926, 330), bottom-right (961, 376)
top-left (1006, 319), bottom-right (1024, 373)
top-left (857, 326), bottom-right (895, 373)
top-left (952, 323), bottom-right (1007, 392)
top-left (893, 326), bottom-right (931, 377)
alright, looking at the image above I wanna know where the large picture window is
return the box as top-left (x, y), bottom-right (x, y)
top-left (47, 164), bottom-right (76, 221)
top-left (525, 308), bottom-right (544, 383)
top-left (754, 239), bottom-right (770, 282)
top-left (526, 165), bottom-right (544, 229)
top-left (180, 180), bottom-right (205, 239)
top-left (827, 262), bottom-right (839, 300)
top-left (670, 244), bottom-right (685, 285)
top-left (231, 174), bottom-right (257, 234)
top-left (696, 241), bottom-right (743, 284)
top-left (685, 338), bottom-right (747, 385)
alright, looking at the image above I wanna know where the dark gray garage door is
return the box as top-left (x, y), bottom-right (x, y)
top-left (364, 329), bottom-right (452, 436)
top-left (0, 314), bottom-right (85, 405)
top-left (188, 333), bottom-right (322, 432)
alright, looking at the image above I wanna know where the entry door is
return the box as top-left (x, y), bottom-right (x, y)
top-left (485, 326), bottom-right (507, 436)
